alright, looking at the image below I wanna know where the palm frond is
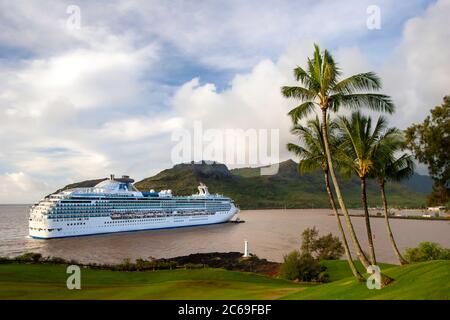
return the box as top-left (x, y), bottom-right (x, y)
top-left (386, 154), bottom-right (415, 182)
top-left (299, 157), bottom-right (322, 175)
top-left (370, 116), bottom-right (387, 142)
top-left (287, 101), bottom-right (316, 123)
top-left (329, 93), bottom-right (395, 114)
top-left (281, 86), bottom-right (316, 100)
top-left (333, 72), bottom-right (381, 94)
top-left (286, 143), bottom-right (311, 158)
top-left (293, 66), bottom-right (315, 89)
top-left (287, 112), bottom-right (340, 174)
top-left (321, 49), bottom-right (340, 93)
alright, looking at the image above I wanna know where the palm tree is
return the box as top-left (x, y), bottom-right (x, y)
top-left (337, 112), bottom-right (397, 265)
top-left (372, 135), bottom-right (414, 265)
top-left (281, 44), bottom-right (394, 269)
top-left (287, 116), bottom-right (363, 280)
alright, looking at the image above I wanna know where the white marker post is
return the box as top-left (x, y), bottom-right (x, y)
top-left (243, 240), bottom-right (249, 258)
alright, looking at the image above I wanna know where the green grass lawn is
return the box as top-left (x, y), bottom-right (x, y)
top-left (283, 260), bottom-right (450, 300)
top-left (321, 260), bottom-right (395, 282)
top-left (0, 264), bottom-right (308, 300)
top-left (0, 260), bottom-right (448, 300)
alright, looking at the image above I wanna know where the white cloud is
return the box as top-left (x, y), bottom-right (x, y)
top-left (0, 172), bottom-right (52, 203)
top-left (1, 44), bottom-right (158, 115)
top-left (172, 59), bottom-right (292, 130)
top-left (381, 0), bottom-right (450, 128)
top-left (0, 2), bottom-right (162, 201)
top-left (169, 44), bottom-right (311, 166)
top-left (0, 0), bottom-right (448, 203)
top-left (100, 117), bottom-right (184, 141)
top-left (168, 0), bottom-right (450, 169)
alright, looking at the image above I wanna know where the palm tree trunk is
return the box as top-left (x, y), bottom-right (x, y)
top-left (379, 180), bottom-right (408, 265)
top-left (324, 170), bottom-right (363, 280)
top-left (320, 108), bottom-right (371, 269)
top-left (360, 177), bottom-right (376, 265)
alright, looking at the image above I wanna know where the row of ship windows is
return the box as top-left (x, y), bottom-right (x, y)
top-left (46, 210), bottom-right (228, 219)
top-left (50, 209), bottom-right (230, 214)
top-left (29, 227), bottom-right (62, 232)
top-left (50, 207), bottom-right (230, 214)
top-left (68, 222), bottom-right (86, 226)
top-left (48, 208), bottom-right (229, 214)
top-left (53, 200), bottom-right (228, 205)
top-left (105, 218), bottom-right (165, 223)
top-left (48, 214), bottom-right (111, 219)
top-left (50, 204), bottom-right (231, 209)
top-left (32, 218), bottom-right (211, 231)
top-left (37, 202), bottom-right (229, 206)
top-left (36, 205), bottom-right (231, 212)
top-left (46, 205), bottom-right (229, 210)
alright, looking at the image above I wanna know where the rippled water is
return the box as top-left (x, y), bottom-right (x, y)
top-left (0, 205), bottom-right (448, 264)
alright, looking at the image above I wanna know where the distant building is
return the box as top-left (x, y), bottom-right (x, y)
top-left (427, 206), bottom-right (445, 211)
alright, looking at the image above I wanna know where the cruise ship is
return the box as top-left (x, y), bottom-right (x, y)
top-left (29, 175), bottom-right (238, 239)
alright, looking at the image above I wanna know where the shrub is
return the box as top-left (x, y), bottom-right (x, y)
top-left (0, 256), bottom-right (9, 264)
top-left (313, 233), bottom-right (344, 260)
top-left (405, 242), bottom-right (450, 262)
top-left (279, 250), bottom-right (327, 282)
top-left (15, 252), bottom-right (43, 263)
top-left (135, 258), bottom-right (146, 271)
top-left (301, 227), bottom-right (344, 260)
top-left (317, 270), bottom-right (330, 283)
top-left (301, 228), bottom-right (318, 255)
top-left (118, 258), bottom-right (136, 271)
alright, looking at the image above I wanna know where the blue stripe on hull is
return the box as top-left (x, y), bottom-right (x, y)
top-left (30, 220), bottom-right (232, 239)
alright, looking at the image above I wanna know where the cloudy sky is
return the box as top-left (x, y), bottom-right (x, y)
top-left (0, 0), bottom-right (449, 203)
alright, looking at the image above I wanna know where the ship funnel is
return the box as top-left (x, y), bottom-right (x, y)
top-left (110, 174), bottom-right (115, 180)
top-left (197, 183), bottom-right (210, 196)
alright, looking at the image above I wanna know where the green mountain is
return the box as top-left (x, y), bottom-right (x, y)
top-left (61, 160), bottom-right (430, 209)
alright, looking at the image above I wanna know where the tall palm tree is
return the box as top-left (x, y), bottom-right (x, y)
top-left (287, 116), bottom-right (363, 280)
top-left (372, 135), bottom-right (415, 265)
top-left (337, 112), bottom-right (398, 265)
top-left (281, 44), bottom-right (394, 269)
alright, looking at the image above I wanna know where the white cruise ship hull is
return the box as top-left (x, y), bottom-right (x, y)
top-left (29, 205), bottom-right (238, 239)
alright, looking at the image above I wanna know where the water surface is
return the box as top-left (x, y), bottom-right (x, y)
top-left (0, 205), bottom-right (448, 264)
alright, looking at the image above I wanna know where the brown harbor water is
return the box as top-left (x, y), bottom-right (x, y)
top-left (1, 205), bottom-right (449, 264)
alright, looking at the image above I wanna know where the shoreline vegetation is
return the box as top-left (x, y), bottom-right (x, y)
top-left (332, 213), bottom-right (450, 221)
top-left (0, 252), bottom-right (281, 276)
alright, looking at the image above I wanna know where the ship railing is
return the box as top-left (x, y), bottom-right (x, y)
top-left (109, 210), bottom-right (215, 220)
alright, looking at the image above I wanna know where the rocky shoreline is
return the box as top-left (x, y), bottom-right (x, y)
top-left (158, 252), bottom-right (280, 276)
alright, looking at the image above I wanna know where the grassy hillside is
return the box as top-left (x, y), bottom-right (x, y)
top-left (320, 260), bottom-right (395, 282)
top-left (0, 260), bottom-right (448, 299)
top-left (283, 260), bottom-right (450, 300)
top-left (60, 160), bottom-right (430, 209)
top-left (134, 160), bottom-right (428, 209)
